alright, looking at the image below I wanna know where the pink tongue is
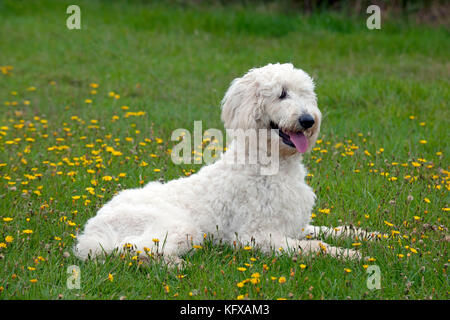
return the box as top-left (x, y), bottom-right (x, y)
top-left (287, 131), bottom-right (308, 153)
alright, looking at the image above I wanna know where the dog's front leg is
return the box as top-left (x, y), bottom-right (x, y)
top-left (255, 235), bottom-right (360, 260)
top-left (297, 240), bottom-right (361, 260)
top-left (303, 225), bottom-right (381, 241)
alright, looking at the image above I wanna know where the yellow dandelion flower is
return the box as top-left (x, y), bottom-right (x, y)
top-left (384, 221), bottom-right (394, 227)
top-left (5, 236), bottom-right (13, 243)
top-left (278, 276), bottom-right (286, 284)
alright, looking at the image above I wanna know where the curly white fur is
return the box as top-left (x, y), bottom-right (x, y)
top-left (74, 63), bottom-right (377, 261)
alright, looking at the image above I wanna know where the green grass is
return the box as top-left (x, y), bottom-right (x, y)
top-left (0, 0), bottom-right (448, 300)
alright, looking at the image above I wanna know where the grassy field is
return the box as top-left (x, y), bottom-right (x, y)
top-left (0, 0), bottom-right (448, 300)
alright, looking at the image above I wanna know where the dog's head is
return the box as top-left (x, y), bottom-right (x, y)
top-left (221, 63), bottom-right (321, 157)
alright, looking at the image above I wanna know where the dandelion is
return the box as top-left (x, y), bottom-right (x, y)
top-left (30, 279), bottom-right (38, 283)
top-left (424, 197), bottom-right (430, 203)
top-left (237, 267), bottom-right (247, 272)
top-left (22, 229), bottom-right (33, 234)
top-left (85, 99), bottom-right (92, 104)
top-left (299, 264), bottom-right (307, 269)
top-left (3, 217), bottom-right (13, 222)
top-left (192, 245), bottom-right (203, 249)
top-left (419, 140), bottom-right (427, 144)
top-left (384, 221), bottom-right (394, 227)
top-left (236, 295), bottom-right (244, 300)
top-left (108, 273), bottom-right (114, 282)
top-left (278, 276), bottom-right (286, 284)
top-left (344, 268), bottom-right (352, 273)
top-left (5, 236), bottom-right (13, 243)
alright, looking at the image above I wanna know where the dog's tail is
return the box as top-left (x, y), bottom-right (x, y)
top-left (73, 222), bottom-right (118, 260)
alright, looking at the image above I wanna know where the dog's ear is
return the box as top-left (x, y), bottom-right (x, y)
top-left (221, 74), bottom-right (261, 130)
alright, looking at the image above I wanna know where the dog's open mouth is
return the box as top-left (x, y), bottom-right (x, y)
top-left (270, 121), bottom-right (308, 153)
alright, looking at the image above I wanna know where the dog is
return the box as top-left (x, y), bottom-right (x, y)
top-left (74, 63), bottom-right (377, 262)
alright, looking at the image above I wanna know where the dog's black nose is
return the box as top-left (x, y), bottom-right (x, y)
top-left (299, 114), bottom-right (315, 129)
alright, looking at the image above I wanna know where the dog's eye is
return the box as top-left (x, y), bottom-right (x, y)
top-left (279, 89), bottom-right (287, 100)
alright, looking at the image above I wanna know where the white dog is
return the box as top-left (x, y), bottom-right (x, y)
top-left (74, 63), bottom-right (377, 262)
